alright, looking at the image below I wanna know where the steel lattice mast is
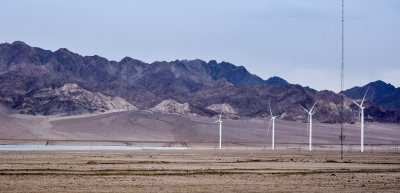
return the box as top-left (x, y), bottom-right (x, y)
top-left (339, 0), bottom-right (345, 160)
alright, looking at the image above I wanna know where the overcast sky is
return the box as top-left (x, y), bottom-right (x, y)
top-left (1, 0), bottom-right (399, 91)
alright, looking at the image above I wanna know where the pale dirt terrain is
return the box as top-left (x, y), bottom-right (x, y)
top-left (0, 150), bottom-right (400, 192)
top-left (1, 105), bottom-right (400, 192)
top-left (1, 105), bottom-right (399, 146)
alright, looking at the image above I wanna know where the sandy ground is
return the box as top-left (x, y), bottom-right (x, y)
top-left (1, 105), bottom-right (400, 192)
top-left (1, 106), bottom-right (400, 146)
top-left (0, 149), bottom-right (400, 192)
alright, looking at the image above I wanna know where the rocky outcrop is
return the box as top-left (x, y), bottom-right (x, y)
top-left (14, 83), bottom-right (136, 115)
top-left (150, 100), bottom-right (194, 115)
top-left (206, 103), bottom-right (239, 119)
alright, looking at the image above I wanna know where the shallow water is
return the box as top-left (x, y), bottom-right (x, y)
top-left (0, 145), bottom-right (189, 151)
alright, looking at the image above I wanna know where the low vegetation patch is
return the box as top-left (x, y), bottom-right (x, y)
top-left (86, 161), bottom-right (98, 165)
top-left (326, 160), bottom-right (338, 163)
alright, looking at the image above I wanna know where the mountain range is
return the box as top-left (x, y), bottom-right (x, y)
top-left (0, 41), bottom-right (399, 123)
top-left (343, 80), bottom-right (400, 111)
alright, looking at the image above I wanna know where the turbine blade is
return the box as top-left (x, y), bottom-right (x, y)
top-left (269, 100), bottom-right (273, 116)
top-left (267, 119), bottom-right (272, 136)
top-left (300, 105), bottom-right (309, 113)
top-left (352, 100), bottom-right (361, 108)
top-left (310, 100), bottom-right (318, 112)
top-left (361, 87), bottom-right (370, 106)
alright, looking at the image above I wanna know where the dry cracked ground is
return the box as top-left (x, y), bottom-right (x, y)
top-left (1, 149), bottom-right (400, 192)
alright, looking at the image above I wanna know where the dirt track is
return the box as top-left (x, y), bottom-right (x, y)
top-left (1, 149), bottom-right (400, 192)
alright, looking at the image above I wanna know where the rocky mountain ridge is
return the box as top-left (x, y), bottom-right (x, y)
top-left (343, 80), bottom-right (400, 111)
top-left (0, 41), bottom-right (399, 123)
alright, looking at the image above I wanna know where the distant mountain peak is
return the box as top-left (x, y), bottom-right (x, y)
top-left (343, 80), bottom-right (399, 111)
top-left (367, 80), bottom-right (395, 89)
top-left (119, 56), bottom-right (144, 64)
top-left (344, 80), bottom-right (396, 98)
top-left (208, 60), bottom-right (218, 65)
top-left (8, 41), bottom-right (32, 51)
top-left (11, 41), bottom-right (29, 46)
top-left (55, 48), bottom-right (72, 53)
top-left (265, 76), bottom-right (289, 87)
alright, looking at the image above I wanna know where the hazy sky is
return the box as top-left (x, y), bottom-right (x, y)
top-left (1, 0), bottom-right (399, 91)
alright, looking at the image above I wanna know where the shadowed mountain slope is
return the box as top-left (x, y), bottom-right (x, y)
top-left (0, 41), bottom-right (399, 123)
top-left (344, 80), bottom-right (400, 111)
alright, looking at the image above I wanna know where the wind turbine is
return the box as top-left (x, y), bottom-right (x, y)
top-left (352, 87), bottom-right (369, 152)
top-left (267, 101), bottom-right (279, 150)
top-left (301, 101), bottom-right (318, 151)
top-left (214, 112), bottom-right (223, 149)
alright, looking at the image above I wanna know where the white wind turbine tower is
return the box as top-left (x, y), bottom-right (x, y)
top-left (267, 101), bottom-right (279, 150)
top-left (214, 112), bottom-right (223, 149)
top-left (352, 87), bottom-right (369, 152)
top-left (301, 101), bottom-right (318, 151)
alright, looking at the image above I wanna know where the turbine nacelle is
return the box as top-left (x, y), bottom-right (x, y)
top-left (300, 100), bottom-right (318, 115)
top-left (268, 101), bottom-right (280, 120)
top-left (215, 114), bottom-right (223, 123)
top-left (352, 100), bottom-right (366, 109)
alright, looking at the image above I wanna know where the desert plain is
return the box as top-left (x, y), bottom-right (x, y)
top-left (1, 107), bottom-right (400, 192)
top-left (1, 149), bottom-right (400, 192)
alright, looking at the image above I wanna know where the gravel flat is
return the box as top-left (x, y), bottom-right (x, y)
top-left (1, 150), bottom-right (400, 192)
